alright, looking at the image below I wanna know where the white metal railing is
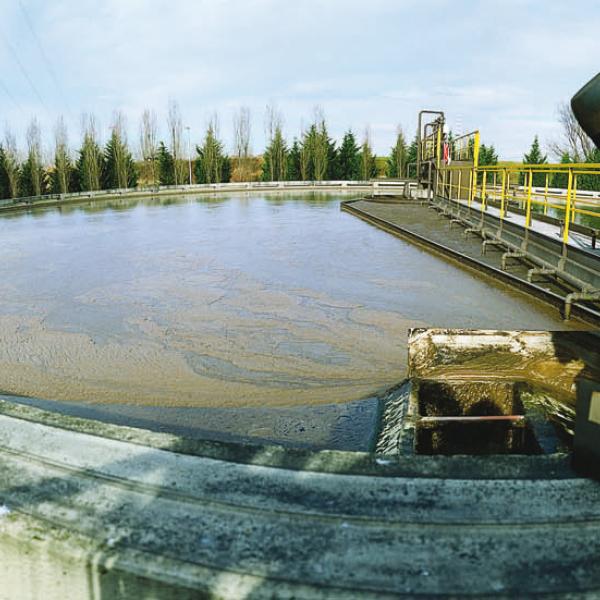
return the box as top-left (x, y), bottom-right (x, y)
top-left (0, 180), bottom-right (415, 209)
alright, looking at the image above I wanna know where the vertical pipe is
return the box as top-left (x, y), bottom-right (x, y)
top-left (458, 169), bottom-right (462, 201)
top-left (493, 171), bottom-right (497, 205)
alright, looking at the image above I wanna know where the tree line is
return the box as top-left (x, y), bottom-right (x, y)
top-left (0, 103), bottom-right (420, 200)
top-left (1, 101), bottom-right (597, 201)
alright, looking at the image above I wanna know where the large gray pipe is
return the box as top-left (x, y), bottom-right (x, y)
top-left (571, 72), bottom-right (600, 149)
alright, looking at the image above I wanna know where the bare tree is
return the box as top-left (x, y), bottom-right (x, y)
top-left (79, 114), bottom-right (103, 191)
top-left (312, 108), bottom-right (329, 181)
top-left (264, 104), bottom-right (282, 146)
top-left (3, 128), bottom-right (20, 198)
top-left (233, 106), bottom-right (252, 181)
top-left (548, 102), bottom-right (594, 161)
top-left (53, 116), bottom-right (71, 194)
top-left (24, 118), bottom-right (43, 196)
top-left (264, 105), bottom-right (287, 181)
top-left (360, 127), bottom-right (375, 180)
top-left (299, 121), bottom-right (310, 181)
top-left (167, 100), bottom-right (186, 185)
top-left (139, 109), bottom-right (158, 186)
top-left (199, 113), bottom-right (224, 184)
top-left (108, 111), bottom-right (130, 189)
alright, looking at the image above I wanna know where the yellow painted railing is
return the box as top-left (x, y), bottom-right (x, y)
top-left (436, 163), bottom-right (600, 244)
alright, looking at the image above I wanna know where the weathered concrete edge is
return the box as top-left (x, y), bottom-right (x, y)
top-left (0, 182), bottom-right (373, 215)
top-left (0, 396), bottom-right (577, 480)
top-left (341, 199), bottom-right (600, 327)
top-left (0, 509), bottom-right (389, 600)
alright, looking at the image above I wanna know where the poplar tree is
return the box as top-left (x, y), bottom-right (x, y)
top-left (359, 132), bottom-right (377, 180)
top-left (387, 128), bottom-right (407, 178)
top-left (233, 107), bottom-right (252, 181)
top-left (77, 116), bottom-right (104, 191)
top-left (51, 117), bottom-right (73, 194)
top-left (20, 119), bottom-right (44, 197)
top-left (2, 130), bottom-right (21, 198)
top-left (167, 100), bottom-right (186, 185)
top-left (338, 131), bottom-right (360, 180)
top-left (140, 109), bottom-right (158, 186)
top-left (0, 146), bottom-right (10, 199)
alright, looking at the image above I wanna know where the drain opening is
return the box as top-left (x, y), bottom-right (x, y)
top-left (414, 380), bottom-right (539, 455)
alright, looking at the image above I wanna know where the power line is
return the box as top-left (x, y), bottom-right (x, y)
top-left (0, 77), bottom-right (25, 117)
top-left (1, 33), bottom-right (52, 120)
top-left (18, 1), bottom-right (74, 120)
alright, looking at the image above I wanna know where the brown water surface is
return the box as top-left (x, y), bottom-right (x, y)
top-left (0, 192), bottom-right (585, 410)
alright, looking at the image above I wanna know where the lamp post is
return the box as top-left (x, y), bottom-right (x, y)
top-left (186, 126), bottom-right (192, 185)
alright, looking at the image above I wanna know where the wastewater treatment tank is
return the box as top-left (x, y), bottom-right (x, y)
top-left (0, 191), bottom-right (600, 598)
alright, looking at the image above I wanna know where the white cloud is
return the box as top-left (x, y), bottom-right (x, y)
top-left (1, 0), bottom-right (598, 159)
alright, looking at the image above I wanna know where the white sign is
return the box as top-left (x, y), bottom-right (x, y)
top-left (588, 392), bottom-right (600, 425)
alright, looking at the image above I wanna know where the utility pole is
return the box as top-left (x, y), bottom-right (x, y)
top-left (186, 126), bottom-right (192, 185)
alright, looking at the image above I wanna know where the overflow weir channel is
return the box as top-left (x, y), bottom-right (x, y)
top-left (342, 192), bottom-right (600, 326)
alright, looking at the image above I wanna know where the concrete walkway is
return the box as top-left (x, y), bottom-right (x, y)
top-left (459, 197), bottom-right (599, 253)
top-left (1, 397), bottom-right (600, 598)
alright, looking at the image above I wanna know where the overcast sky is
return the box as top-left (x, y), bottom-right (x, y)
top-left (1, 0), bottom-right (598, 160)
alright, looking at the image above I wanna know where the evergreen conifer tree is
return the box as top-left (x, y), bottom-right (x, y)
top-left (579, 148), bottom-right (600, 191)
top-left (77, 126), bottom-right (104, 191)
top-left (552, 152), bottom-right (571, 189)
top-left (20, 119), bottom-right (44, 197)
top-left (2, 132), bottom-right (21, 198)
top-left (359, 137), bottom-right (376, 180)
top-left (51, 118), bottom-right (73, 194)
top-left (326, 138), bottom-right (339, 180)
top-left (261, 126), bottom-right (288, 181)
top-left (405, 135), bottom-right (418, 176)
top-left (522, 136), bottom-right (547, 186)
top-left (287, 139), bottom-right (302, 181)
top-left (195, 123), bottom-right (226, 184)
top-left (102, 121), bottom-right (137, 190)
top-left (337, 131), bottom-right (360, 180)
top-left (0, 146), bottom-right (8, 199)
top-left (387, 129), bottom-right (407, 178)
top-left (221, 156), bottom-right (231, 183)
top-left (157, 142), bottom-right (175, 185)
